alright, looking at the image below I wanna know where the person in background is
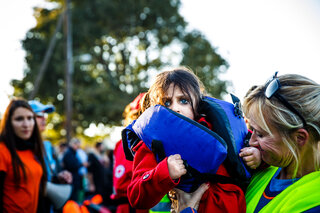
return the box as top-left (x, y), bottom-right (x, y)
top-left (87, 141), bottom-right (115, 210)
top-left (0, 98), bottom-right (47, 213)
top-left (63, 137), bottom-right (84, 202)
top-left (29, 100), bottom-right (72, 184)
top-left (76, 144), bottom-right (89, 202)
top-left (28, 100), bottom-right (57, 179)
top-left (57, 141), bottom-right (68, 172)
top-left (87, 141), bottom-right (109, 196)
top-left (111, 93), bottom-right (150, 213)
top-left (29, 100), bottom-right (72, 212)
top-left (241, 72), bottom-right (320, 212)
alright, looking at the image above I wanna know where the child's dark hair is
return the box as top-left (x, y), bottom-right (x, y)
top-left (142, 67), bottom-right (205, 119)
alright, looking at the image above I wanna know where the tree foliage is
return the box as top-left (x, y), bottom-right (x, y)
top-left (12, 0), bottom-right (230, 138)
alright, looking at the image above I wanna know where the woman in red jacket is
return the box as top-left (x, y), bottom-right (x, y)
top-left (127, 67), bottom-right (246, 213)
top-left (112, 93), bottom-right (149, 213)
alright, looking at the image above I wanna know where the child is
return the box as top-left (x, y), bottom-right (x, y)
top-left (125, 67), bottom-right (247, 213)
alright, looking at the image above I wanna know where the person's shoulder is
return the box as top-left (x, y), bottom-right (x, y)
top-left (132, 140), bottom-right (148, 152)
top-left (43, 140), bottom-right (53, 147)
top-left (114, 139), bottom-right (122, 150)
top-left (0, 142), bottom-right (11, 159)
top-left (0, 142), bottom-right (9, 152)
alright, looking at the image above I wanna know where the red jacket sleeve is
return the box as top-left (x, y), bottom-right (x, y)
top-left (127, 141), bottom-right (178, 209)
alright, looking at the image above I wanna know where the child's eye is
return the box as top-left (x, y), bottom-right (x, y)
top-left (164, 100), bottom-right (171, 107)
top-left (180, 98), bottom-right (189, 105)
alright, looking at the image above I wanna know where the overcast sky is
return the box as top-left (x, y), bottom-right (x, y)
top-left (1, 0), bottom-right (320, 113)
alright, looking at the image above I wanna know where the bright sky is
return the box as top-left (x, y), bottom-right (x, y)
top-left (1, 0), bottom-right (320, 114)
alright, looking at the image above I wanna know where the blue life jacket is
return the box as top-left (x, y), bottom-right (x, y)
top-left (122, 95), bottom-right (250, 192)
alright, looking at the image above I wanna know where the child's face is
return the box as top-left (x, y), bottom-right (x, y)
top-left (163, 83), bottom-right (196, 120)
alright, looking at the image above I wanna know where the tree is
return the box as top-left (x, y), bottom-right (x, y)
top-left (12, 0), bottom-right (229, 139)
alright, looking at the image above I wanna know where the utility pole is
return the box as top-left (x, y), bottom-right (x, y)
top-left (64, 0), bottom-right (73, 143)
top-left (29, 12), bottom-right (64, 100)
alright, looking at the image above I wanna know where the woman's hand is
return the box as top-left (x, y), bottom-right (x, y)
top-left (168, 154), bottom-right (187, 180)
top-left (170, 183), bottom-right (210, 213)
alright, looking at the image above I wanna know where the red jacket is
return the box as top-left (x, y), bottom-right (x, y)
top-left (112, 140), bottom-right (133, 200)
top-left (112, 140), bottom-right (149, 213)
top-left (127, 118), bottom-right (246, 213)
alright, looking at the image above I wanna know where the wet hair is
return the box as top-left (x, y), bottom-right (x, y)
top-left (243, 74), bottom-right (320, 174)
top-left (141, 67), bottom-right (205, 119)
top-left (0, 98), bottom-right (47, 190)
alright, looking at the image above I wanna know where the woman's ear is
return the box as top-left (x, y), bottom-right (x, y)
top-left (294, 128), bottom-right (309, 147)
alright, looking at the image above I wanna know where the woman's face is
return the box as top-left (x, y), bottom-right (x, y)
top-left (11, 107), bottom-right (35, 140)
top-left (249, 119), bottom-right (293, 167)
top-left (163, 83), bottom-right (196, 120)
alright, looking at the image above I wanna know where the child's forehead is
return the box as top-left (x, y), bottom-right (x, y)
top-left (164, 84), bottom-right (189, 96)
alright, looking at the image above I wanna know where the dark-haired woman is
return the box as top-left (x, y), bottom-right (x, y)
top-left (0, 98), bottom-right (47, 213)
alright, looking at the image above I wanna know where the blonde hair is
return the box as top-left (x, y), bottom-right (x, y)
top-left (141, 67), bottom-right (205, 119)
top-left (122, 93), bottom-right (146, 126)
top-left (123, 102), bottom-right (142, 127)
top-left (243, 74), bottom-right (320, 174)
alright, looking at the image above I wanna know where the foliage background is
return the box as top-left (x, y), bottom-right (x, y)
top-left (12, 0), bottom-right (230, 145)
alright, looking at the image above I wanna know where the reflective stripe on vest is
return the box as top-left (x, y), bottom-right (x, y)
top-left (246, 167), bottom-right (320, 213)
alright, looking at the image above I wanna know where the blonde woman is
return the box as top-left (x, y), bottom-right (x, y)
top-left (242, 72), bottom-right (320, 212)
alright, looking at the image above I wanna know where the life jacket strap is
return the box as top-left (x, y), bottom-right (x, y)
top-left (151, 140), bottom-right (166, 162)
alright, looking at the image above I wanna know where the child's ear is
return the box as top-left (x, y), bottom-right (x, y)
top-left (293, 128), bottom-right (309, 147)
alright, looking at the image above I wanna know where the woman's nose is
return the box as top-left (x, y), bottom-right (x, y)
top-left (249, 136), bottom-right (258, 147)
top-left (22, 119), bottom-right (29, 127)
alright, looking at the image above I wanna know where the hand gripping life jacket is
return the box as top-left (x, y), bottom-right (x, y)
top-left (122, 95), bottom-right (251, 192)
